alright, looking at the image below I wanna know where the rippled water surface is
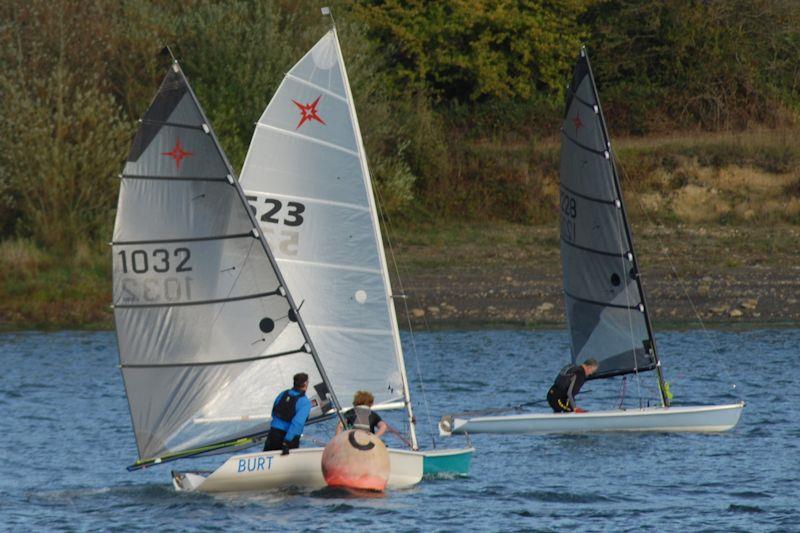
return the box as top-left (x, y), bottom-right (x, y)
top-left (1, 328), bottom-right (798, 531)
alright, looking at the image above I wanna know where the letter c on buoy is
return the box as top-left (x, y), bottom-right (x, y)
top-left (348, 430), bottom-right (375, 451)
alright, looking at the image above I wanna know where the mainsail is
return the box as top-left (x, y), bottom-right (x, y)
top-left (558, 47), bottom-right (661, 383)
top-left (239, 29), bottom-right (417, 442)
top-left (113, 60), bottom-right (339, 464)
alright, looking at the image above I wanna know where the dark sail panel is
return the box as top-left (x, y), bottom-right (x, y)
top-left (558, 48), bottom-right (657, 379)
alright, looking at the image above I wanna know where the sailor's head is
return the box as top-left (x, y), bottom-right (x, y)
top-left (293, 372), bottom-right (309, 391)
top-left (582, 358), bottom-right (599, 376)
top-left (353, 390), bottom-right (374, 408)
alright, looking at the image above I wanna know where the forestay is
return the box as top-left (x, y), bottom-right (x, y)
top-left (113, 62), bottom-right (335, 463)
top-left (558, 48), bottom-right (658, 379)
top-left (239, 30), bottom-right (406, 409)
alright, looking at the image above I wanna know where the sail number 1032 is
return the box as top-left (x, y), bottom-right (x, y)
top-left (117, 248), bottom-right (192, 274)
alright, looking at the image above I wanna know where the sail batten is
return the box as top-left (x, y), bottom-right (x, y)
top-left (113, 232), bottom-right (255, 246)
top-left (561, 130), bottom-right (609, 156)
top-left (559, 47), bottom-right (657, 381)
top-left (559, 183), bottom-right (616, 205)
top-left (255, 122), bottom-right (360, 157)
top-left (120, 347), bottom-right (306, 368)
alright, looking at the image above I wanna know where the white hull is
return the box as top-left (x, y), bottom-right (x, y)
top-left (439, 402), bottom-right (744, 436)
top-left (172, 447), bottom-right (423, 493)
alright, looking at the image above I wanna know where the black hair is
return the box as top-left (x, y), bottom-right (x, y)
top-left (293, 372), bottom-right (309, 388)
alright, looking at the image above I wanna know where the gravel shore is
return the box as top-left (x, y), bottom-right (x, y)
top-left (390, 224), bottom-right (800, 328)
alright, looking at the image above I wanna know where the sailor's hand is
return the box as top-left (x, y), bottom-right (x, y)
top-left (574, 407), bottom-right (588, 413)
top-left (281, 442), bottom-right (290, 455)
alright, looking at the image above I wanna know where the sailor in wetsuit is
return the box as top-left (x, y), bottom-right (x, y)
top-left (264, 372), bottom-right (312, 454)
top-left (335, 390), bottom-right (388, 438)
top-left (547, 358), bottom-right (599, 413)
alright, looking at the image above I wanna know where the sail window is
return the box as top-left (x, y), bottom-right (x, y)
top-left (610, 273), bottom-right (621, 286)
top-left (259, 317), bottom-right (275, 333)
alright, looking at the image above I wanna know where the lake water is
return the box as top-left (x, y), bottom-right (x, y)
top-left (1, 328), bottom-right (797, 531)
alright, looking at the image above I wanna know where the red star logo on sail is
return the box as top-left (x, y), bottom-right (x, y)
top-left (572, 112), bottom-right (584, 130)
top-left (292, 95), bottom-right (326, 129)
top-left (162, 138), bottom-right (193, 170)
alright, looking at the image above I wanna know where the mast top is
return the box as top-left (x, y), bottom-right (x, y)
top-left (321, 6), bottom-right (336, 28)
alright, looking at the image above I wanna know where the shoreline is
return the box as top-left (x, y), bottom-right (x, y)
top-left (1, 224), bottom-right (798, 332)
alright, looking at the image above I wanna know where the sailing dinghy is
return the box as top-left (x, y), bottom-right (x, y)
top-left (113, 56), bottom-right (422, 492)
top-left (439, 47), bottom-right (743, 437)
top-left (238, 21), bottom-right (473, 474)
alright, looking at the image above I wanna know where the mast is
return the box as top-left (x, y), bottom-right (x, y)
top-left (177, 58), bottom-right (348, 424)
top-left (326, 11), bottom-right (419, 449)
top-left (580, 47), bottom-right (669, 407)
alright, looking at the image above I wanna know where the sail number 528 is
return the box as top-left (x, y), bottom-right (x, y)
top-left (560, 192), bottom-right (577, 242)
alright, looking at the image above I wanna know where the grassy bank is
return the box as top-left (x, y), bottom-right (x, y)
top-left (434, 127), bottom-right (800, 225)
top-left (2, 128), bottom-right (798, 330)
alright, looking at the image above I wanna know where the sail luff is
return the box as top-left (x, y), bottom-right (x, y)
top-left (578, 47), bottom-right (668, 405)
top-left (331, 27), bottom-right (419, 449)
top-left (176, 61), bottom-right (348, 422)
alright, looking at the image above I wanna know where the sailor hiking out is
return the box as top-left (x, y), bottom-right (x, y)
top-left (264, 372), bottom-right (312, 454)
top-left (547, 359), bottom-right (598, 413)
top-left (336, 390), bottom-right (388, 438)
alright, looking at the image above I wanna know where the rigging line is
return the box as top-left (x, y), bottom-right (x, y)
top-left (371, 179), bottom-right (435, 445)
top-left (385, 423), bottom-right (414, 448)
top-left (614, 159), bottom-right (742, 400)
top-left (610, 163), bottom-right (644, 406)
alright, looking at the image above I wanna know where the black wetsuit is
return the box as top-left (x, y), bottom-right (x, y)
top-left (547, 364), bottom-right (588, 413)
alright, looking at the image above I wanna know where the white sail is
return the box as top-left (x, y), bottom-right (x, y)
top-left (239, 30), bottom-right (411, 415)
top-left (113, 62), bottom-right (336, 463)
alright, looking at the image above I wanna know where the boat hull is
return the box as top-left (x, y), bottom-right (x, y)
top-left (421, 447), bottom-right (474, 476)
top-left (172, 447), bottom-right (423, 493)
top-left (439, 402), bottom-right (744, 436)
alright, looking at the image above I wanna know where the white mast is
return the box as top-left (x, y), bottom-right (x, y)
top-left (327, 14), bottom-right (419, 450)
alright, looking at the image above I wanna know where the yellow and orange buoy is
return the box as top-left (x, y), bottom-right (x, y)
top-left (321, 429), bottom-right (390, 491)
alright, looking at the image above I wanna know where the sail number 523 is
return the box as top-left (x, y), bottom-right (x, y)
top-left (246, 196), bottom-right (305, 227)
